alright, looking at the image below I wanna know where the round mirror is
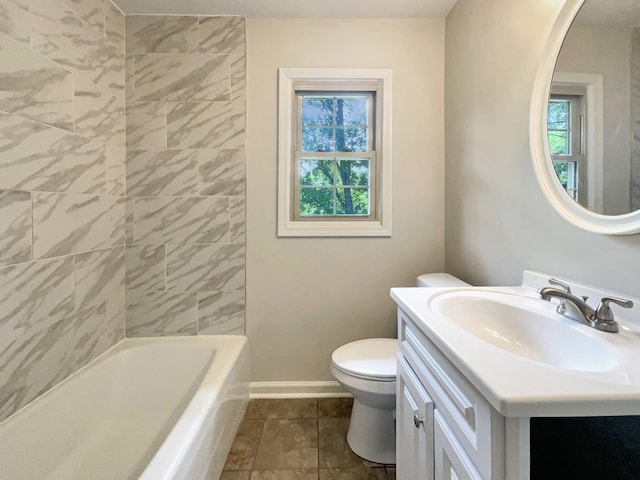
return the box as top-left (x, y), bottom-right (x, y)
top-left (530, 0), bottom-right (640, 234)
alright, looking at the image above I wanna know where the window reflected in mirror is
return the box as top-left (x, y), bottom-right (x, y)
top-left (547, 94), bottom-right (585, 202)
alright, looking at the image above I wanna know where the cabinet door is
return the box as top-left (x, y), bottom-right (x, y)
top-left (397, 355), bottom-right (434, 480)
top-left (434, 410), bottom-right (483, 480)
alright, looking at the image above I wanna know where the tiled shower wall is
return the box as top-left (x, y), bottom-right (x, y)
top-left (0, 0), bottom-right (126, 421)
top-left (124, 16), bottom-right (246, 337)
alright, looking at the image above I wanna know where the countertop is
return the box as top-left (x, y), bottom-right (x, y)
top-left (390, 271), bottom-right (640, 418)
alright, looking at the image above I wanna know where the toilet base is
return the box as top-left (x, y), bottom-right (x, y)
top-left (346, 398), bottom-right (396, 464)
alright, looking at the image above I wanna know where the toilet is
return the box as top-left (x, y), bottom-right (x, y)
top-left (330, 273), bottom-right (470, 464)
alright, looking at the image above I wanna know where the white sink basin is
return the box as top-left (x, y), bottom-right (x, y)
top-left (429, 290), bottom-right (621, 373)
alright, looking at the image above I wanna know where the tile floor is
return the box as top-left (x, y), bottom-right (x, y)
top-left (221, 398), bottom-right (396, 480)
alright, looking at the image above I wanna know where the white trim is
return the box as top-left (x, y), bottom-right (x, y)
top-left (552, 72), bottom-right (604, 213)
top-left (277, 68), bottom-right (393, 237)
top-left (249, 381), bottom-right (351, 399)
top-left (529, 0), bottom-right (640, 235)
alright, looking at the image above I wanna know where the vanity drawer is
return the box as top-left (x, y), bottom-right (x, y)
top-left (398, 308), bottom-right (504, 480)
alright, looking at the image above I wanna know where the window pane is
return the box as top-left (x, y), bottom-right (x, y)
top-left (336, 97), bottom-right (368, 126)
top-left (336, 188), bottom-right (369, 215)
top-left (300, 187), bottom-right (334, 216)
top-left (300, 159), bottom-right (334, 186)
top-left (554, 161), bottom-right (569, 188)
top-left (548, 101), bottom-right (568, 130)
top-left (548, 131), bottom-right (569, 155)
top-left (302, 98), bottom-right (333, 126)
top-left (553, 161), bottom-right (577, 198)
top-left (336, 159), bottom-right (369, 186)
top-left (336, 127), bottom-right (367, 152)
top-left (302, 128), bottom-right (334, 152)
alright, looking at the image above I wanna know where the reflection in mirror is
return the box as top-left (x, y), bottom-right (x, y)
top-left (549, 0), bottom-right (640, 215)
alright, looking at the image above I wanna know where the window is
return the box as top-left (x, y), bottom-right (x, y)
top-left (278, 69), bottom-right (392, 237)
top-left (547, 91), bottom-right (586, 204)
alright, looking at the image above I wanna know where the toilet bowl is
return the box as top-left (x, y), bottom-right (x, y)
top-left (330, 338), bottom-right (398, 464)
top-left (330, 273), bottom-right (470, 464)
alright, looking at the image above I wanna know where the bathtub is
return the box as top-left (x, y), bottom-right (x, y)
top-left (0, 335), bottom-right (249, 480)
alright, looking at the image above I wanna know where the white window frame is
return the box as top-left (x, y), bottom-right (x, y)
top-left (552, 72), bottom-right (604, 213)
top-left (548, 94), bottom-right (584, 202)
top-left (277, 68), bottom-right (392, 237)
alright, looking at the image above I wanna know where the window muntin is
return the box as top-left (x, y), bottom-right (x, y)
top-left (293, 92), bottom-right (377, 220)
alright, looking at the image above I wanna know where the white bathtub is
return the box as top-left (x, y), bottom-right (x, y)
top-left (0, 335), bottom-right (249, 480)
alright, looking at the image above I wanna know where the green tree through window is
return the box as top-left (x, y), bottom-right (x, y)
top-left (298, 95), bottom-right (372, 216)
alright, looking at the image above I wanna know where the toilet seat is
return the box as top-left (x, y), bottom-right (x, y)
top-left (331, 338), bottom-right (398, 382)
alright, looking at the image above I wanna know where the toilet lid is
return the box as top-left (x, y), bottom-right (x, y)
top-left (331, 338), bottom-right (398, 380)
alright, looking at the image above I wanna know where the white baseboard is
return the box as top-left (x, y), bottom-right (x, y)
top-left (249, 381), bottom-right (351, 399)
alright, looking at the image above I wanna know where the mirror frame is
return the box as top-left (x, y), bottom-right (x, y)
top-left (529, 0), bottom-right (640, 235)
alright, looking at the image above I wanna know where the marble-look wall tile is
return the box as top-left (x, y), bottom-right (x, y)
top-left (74, 77), bottom-right (125, 146)
top-left (31, 0), bottom-right (124, 97)
top-left (199, 149), bottom-right (245, 195)
top-left (74, 42), bottom-right (124, 99)
top-left (126, 16), bottom-right (198, 54)
top-left (229, 196), bottom-right (245, 244)
top-left (167, 100), bottom-right (245, 150)
top-left (33, 193), bottom-right (125, 259)
top-left (0, 191), bottom-right (31, 267)
top-left (75, 246), bottom-right (125, 342)
top-left (75, 246), bottom-right (124, 311)
top-left (66, 0), bottom-right (104, 32)
top-left (126, 101), bottom-right (167, 149)
top-left (198, 290), bottom-right (245, 335)
top-left (125, 53), bottom-right (135, 100)
top-left (105, 1), bottom-right (125, 52)
top-left (0, 113), bottom-right (107, 194)
top-left (0, 257), bottom-right (75, 339)
top-left (230, 54), bottom-right (246, 103)
top-left (127, 149), bottom-right (198, 196)
top-left (0, 0), bottom-right (30, 44)
top-left (124, 14), bottom-right (246, 338)
top-left (166, 243), bottom-right (245, 292)
top-left (0, 0), bottom-right (125, 420)
top-left (126, 244), bottom-right (165, 291)
top-left (199, 17), bottom-right (245, 55)
top-left (0, 35), bottom-right (74, 131)
top-left (0, 303), bottom-right (114, 422)
top-left (133, 196), bottom-right (229, 244)
top-left (133, 53), bottom-right (230, 101)
top-left (126, 291), bottom-right (197, 337)
top-left (125, 197), bottom-right (134, 245)
top-left (107, 144), bottom-right (126, 196)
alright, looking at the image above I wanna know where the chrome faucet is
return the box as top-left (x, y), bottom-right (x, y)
top-left (538, 278), bottom-right (633, 333)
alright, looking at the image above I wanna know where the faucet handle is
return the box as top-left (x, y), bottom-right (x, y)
top-left (548, 278), bottom-right (572, 294)
top-left (596, 297), bottom-right (634, 322)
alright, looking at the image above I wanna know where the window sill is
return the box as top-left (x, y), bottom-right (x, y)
top-left (277, 218), bottom-right (391, 237)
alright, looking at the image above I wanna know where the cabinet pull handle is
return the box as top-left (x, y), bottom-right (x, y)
top-left (413, 413), bottom-right (424, 429)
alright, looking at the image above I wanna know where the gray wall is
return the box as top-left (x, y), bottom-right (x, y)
top-left (445, 0), bottom-right (640, 297)
top-left (0, 0), bottom-right (126, 422)
top-left (246, 18), bottom-right (446, 382)
top-left (124, 15), bottom-right (246, 337)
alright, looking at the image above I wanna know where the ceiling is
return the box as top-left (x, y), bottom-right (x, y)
top-left (113, 0), bottom-right (458, 18)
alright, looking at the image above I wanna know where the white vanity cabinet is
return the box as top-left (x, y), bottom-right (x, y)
top-left (396, 354), bottom-right (434, 480)
top-left (397, 308), bottom-right (506, 480)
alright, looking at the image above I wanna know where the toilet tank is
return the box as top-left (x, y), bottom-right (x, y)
top-left (416, 273), bottom-right (470, 288)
